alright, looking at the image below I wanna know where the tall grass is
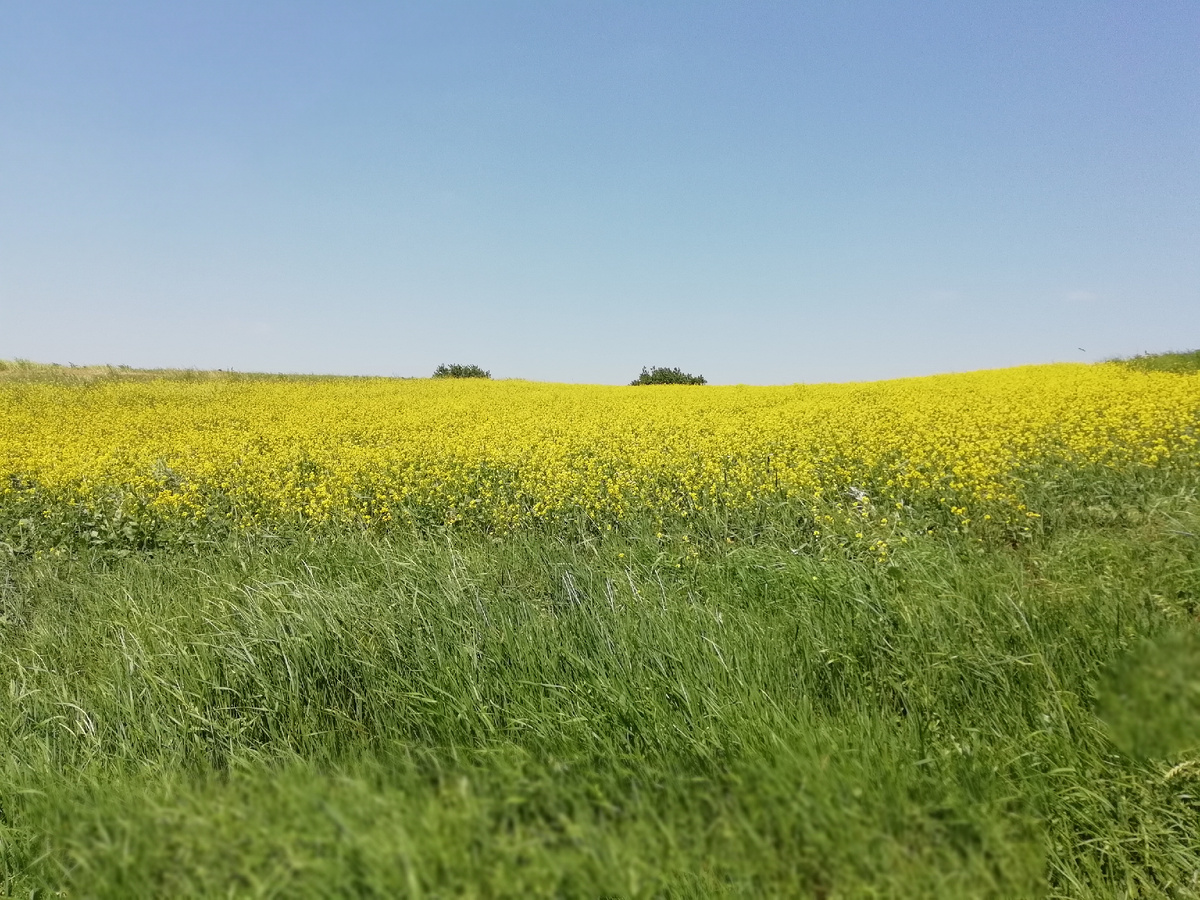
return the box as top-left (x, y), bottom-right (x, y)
top-left (0, 359), bottom-right (390, 384)
top-left (1117, 349), bottom-right (1200, 375)
top-left (2, 467), bottom-right (1199, 896)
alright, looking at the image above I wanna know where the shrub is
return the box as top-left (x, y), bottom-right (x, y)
top-left (432, 364), bottom-right (491, 379)
top-left (630, 366), bottom-right (706, 386)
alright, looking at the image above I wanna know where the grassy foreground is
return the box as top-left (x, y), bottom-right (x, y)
top-left (1, 470), bottom-right (1199, 897)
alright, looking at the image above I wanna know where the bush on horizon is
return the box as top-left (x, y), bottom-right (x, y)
top-left (432, 363), bottom-right (491, 379)
top-left (630, 365), bottom-right (706, 385)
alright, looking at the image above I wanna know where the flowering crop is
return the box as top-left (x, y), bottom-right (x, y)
top-left (1, 364), bottom-right (1198, 540)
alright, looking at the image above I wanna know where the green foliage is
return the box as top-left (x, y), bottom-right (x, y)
top-left (1117, 349), bottom-right (1200, 374)
top-left (1097, 627), bottom-right (1200, 759)
top-left (432, 363), bottom-right (491, 379)
top-left (2, 469), bottom-right (1200, 895)
top-left (630, 365), bottom-right (706, 385)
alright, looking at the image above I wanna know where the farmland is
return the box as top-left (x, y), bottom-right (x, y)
top-left (2, 359), bottom-right (1200, 896)
top-left (3, 362), bottom-right (1198, 542)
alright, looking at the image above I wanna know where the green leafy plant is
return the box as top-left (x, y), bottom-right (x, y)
top-left (432, 363), bottom-right (491, 379)
top-left (630, 366), bottom-right (706, 386)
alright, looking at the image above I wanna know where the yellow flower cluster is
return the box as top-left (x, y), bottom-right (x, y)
top-left (1, 364), bottom-right (1197, 533)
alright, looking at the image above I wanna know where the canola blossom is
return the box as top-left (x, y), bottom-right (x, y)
top-left (1, 364), bottom-right (1198, 538)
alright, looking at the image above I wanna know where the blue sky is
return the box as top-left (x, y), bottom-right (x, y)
top-left (1, 1), bottom-right (1197, 384)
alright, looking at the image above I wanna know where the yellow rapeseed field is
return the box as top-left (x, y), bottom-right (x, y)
top-left (1, 363), bottom-right (1198, 538)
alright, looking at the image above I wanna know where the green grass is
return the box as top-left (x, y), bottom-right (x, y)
top-left (2, 468), bottom-right (1199, 897)
top-left (1116, 350), bottom-right (1200, 375)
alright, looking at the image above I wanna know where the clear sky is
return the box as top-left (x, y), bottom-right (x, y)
top-left (1, 2), bottom-right (1197, 384)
